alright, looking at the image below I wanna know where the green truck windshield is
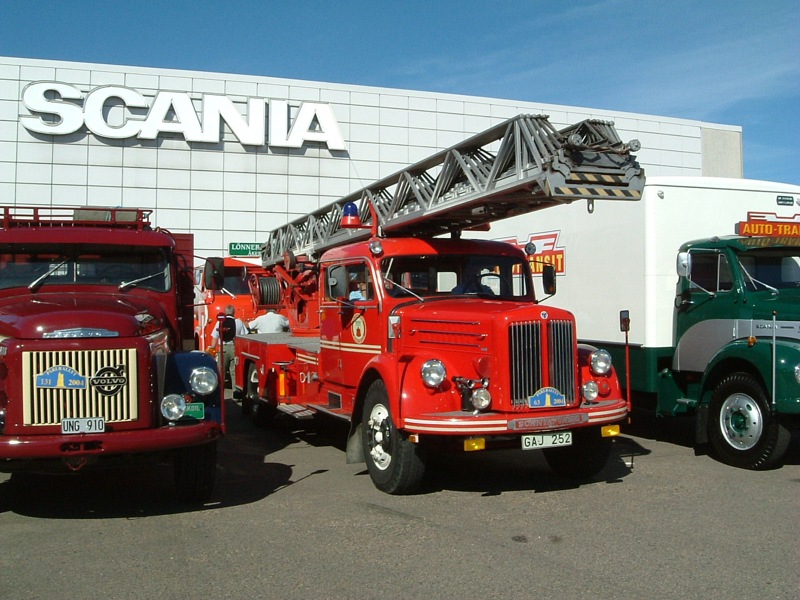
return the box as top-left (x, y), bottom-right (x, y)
top-left (738, 248), bottom-right (800, 291)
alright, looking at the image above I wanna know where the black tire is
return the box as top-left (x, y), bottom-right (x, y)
top-left (174, 441), bottom-right (217, 503)
top-left (361, 379), bottom-right (426, 494)
top-left (543, 427), bottom-right (611, 479)
top-left (242, 364), bottom-right (258, 416)
top-left (708, 373), bottom-right (791, 469)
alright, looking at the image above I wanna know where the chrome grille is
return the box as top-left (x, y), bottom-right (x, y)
top-left (22, 348), bottom-right (139, 426)
top-left (509, 320), bottom-right (575, 407)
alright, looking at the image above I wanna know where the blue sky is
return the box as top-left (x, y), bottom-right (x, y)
top-left (2, 0), bottom-right (798, 185)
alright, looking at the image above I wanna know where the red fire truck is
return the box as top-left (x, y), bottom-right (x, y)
top-left (194, 255), bottom-right (266, 351)
top-left (209, 114), bottom-right (644, 494)
top-left (0, 207), bottom-right (224, 502)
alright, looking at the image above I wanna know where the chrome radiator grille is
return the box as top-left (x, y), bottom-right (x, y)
top-left (509, 320), bottom-right (576, 407)
top-left (22, 348), bottom-right (139, 426)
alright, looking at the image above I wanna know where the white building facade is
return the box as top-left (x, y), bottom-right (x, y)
top-left (0, 56), bottom-right (743, 260)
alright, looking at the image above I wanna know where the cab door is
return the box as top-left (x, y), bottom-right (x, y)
top-left (319, 261), bottom-right (382, 395)
top-left (674, 249), bottom-right (740, 372)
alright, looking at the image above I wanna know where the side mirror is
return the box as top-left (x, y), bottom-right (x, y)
top-left (676, 251), bottom-right (691, 278)
top-left (204, 257), bottom-right (225, 290)
top-left (542, 264), bottom-right (557, 296)
top-left (327, 265), bottom-right (349, 299)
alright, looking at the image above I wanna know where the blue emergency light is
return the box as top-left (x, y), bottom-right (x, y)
top-left (341, 201), bottom-right (362, 228)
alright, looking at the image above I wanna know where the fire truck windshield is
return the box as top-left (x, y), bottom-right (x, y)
top-left (223, 267), bottom-right (251, 294)
top-left (381, 254), bottom-right (533, 300)
top-left (0, 244), bottom-right (171, 292)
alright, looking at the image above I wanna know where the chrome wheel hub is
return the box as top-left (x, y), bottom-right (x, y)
top-left (719, 393), bottom-right (763, 451)
top-left (367, 403), bottom-right (392, 470)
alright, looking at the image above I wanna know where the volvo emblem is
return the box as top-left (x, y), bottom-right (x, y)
top-left (90, 365), bottom-right (128, 397)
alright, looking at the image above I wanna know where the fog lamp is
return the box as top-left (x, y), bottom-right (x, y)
top-left (471, 387), bottom-right (492, 410)
top-left (161, 394), bottom-right (187, 421)
top-left (582, 381), bottom-right (599, 402)
top-left (190, 366), bottom-right (218, 395)
top-left (464, 437), bottom-right (486, 451)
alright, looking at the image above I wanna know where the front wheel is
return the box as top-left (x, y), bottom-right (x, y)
top-left (708, 373), bottom-right (790, 469)
top-left (361, 379), bottom-right (426, 494)
top-left (543, 427), bottom-right (611, 479)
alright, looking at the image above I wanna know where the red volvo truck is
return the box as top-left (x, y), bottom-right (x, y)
top-left (211, 114), bottom-right (644, 494)
top-left (0, 206), bottom-right (224, 502)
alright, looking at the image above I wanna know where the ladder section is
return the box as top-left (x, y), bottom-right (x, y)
top-left (262, 114), bottom-right (643, 267)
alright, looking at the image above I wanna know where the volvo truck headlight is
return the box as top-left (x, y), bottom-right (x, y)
top-left (421, 359), bottom-right (447, 388)
top-left (590, 349), bottom-right (612, 375)
top-left (161, 394), bottom-right (187, 421)
top-left (190, 366), bottom-right (218, 395)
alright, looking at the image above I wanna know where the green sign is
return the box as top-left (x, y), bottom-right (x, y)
top-left (183, 403), bottom-right (205, 420)
top-left (229, 242), bottom-right (261, 256)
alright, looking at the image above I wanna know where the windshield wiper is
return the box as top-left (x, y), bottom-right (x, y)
top-left (28, 257), bottom-right (69, 292)
top-left (383, 276), bottom-right (424, 301)
top-left (118, 271), bottom-right (163, 291)
top-left (738, 261), bottom-right (779, 295)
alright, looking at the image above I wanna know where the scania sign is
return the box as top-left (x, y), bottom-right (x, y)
top-left (19, 81), bottom-right (347, 151)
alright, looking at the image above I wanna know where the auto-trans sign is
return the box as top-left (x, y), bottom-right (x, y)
top-left (19, 82), bottom-right (346, 151)
top-left (737, 212), bottom-right (800, 237)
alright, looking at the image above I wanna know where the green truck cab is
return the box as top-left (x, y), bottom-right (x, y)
top-left (657, 235), bottom-right (800, 468)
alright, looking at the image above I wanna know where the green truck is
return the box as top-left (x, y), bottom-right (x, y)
top-left (489, 176), bottom-right (800, 468)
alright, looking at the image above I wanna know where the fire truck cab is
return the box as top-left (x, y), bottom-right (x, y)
top-left (194, 256), bottom-right (266, 351)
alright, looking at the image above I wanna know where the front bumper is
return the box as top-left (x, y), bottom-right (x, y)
top-left (401, 399), bottom-right (627, 435)
top-left (0, 421), bottom-right (222, 464)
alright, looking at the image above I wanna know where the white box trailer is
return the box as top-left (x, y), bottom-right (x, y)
top-left (483, 176), bottom-right (800, 469)
top-left (491, 176), bottom-right (800, 354)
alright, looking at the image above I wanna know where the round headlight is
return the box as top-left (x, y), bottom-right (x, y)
top-left (583, 381), bottom-right (599, 402)
top-left (421, 359), bottom-right (447, 388)
top-left (369, 239), bottom-right (384, 256)
top-left (190, 366), bottom-right (218, 395)
top-left (161, 393), bottom-right (187, 421)
top-left (471, 388), bottom-right (492, 410)
top-left (590, 349), bottom-right (612, 375)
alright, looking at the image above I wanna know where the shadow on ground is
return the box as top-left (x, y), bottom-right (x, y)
top-left (0, 398), bottom-right (300, 519)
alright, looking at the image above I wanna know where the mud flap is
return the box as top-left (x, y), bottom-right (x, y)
top-left (695, 403), bottom-right (709, 445)
top-left (346, 421), bottom-right (365, 464)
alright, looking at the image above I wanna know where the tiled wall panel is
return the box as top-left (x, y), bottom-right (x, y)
top-left (0, 56), bottom-right (742, 261)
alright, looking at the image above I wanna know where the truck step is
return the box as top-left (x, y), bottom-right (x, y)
top-left (277, 403), bottom-right (315, 419)
top-left (675, 398), bottom-right (698, 407)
